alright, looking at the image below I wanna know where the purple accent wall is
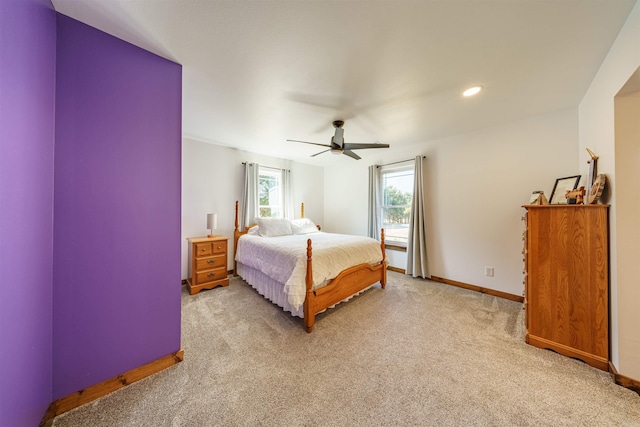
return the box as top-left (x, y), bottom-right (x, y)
top-left (53, 15), bottom-right (182, 399)
top-left (0, 0), bottom-right (56, 425)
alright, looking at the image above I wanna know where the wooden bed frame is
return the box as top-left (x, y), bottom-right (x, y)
top-left (233, 201), bottom-right (387, 332)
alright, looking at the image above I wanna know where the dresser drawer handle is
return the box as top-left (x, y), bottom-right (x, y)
top-left (201, 248), bottom-right (206, 252)
top-left (217, 246), bottom-right (222, 250)
top-left (207, 260), bottom-right (215, 265)
top-left (207, 273), bottom-right (215, 278)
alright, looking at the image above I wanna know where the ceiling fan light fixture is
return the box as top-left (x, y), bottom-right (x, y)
top-left (288, 119), bottom-right (388, 160)
top-left (463, 85), bottom-right (483, 97)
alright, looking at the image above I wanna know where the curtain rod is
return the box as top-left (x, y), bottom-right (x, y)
top-left (241, 162), bottom-right (289, 172)
top-left (376, 156), bottom-right (425, 168)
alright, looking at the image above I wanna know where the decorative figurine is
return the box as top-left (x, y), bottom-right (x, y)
top-left (565, 186), bottom-right (586, 204)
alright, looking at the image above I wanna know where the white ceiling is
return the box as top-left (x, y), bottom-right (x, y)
top-left (52, 0), bottom-right (637, 167)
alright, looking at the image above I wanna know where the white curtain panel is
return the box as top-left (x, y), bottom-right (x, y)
top-left (367, 165), bottom-right (381, 240)
top-left (282, 169), bottom-right (294, 219)
top-left (241, 162), bottom-right (260, 228)
top-left (406, 156), bottom-right (429, 278)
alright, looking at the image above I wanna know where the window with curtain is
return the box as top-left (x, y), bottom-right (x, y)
top-left (380, 165), bottom-right (414, 245)
top-left (258, 167), bottom-right (282, 218)
top-left (243, 164), bottom-right (292, 221)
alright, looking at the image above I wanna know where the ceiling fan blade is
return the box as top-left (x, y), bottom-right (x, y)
top-left (332, 128), bottom-right (344, 147)
top-left (311, 149), bottom-right (331, 157)
top-left (342, 142), bottom-right (390, 150)
top-left (287, 139), bottom-right (332, 148)
top-left (343, 150), bottom-right (361, 160)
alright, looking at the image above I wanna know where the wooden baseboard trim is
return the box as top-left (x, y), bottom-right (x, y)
top-left (387, 266), bottom-right (406, 274)
top-left (609, 361), bottom-right (640, 396)
top-left (430, 275), bottom-right (524, 303)
top-left (40, 349), bottom-right (184, 426)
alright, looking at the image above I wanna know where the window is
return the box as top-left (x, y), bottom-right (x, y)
top-left (258, 167), bottom-right (282, 218)
top-left (381, 166), bottom-right (414, 245)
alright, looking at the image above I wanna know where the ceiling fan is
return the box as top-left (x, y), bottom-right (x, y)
top-left (287, 120), bottom-right (389, 160)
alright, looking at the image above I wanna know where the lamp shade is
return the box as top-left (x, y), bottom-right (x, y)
top-left (207, 213), bottom-right (217, 230)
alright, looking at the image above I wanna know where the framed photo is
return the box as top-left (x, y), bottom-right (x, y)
top-left (549, 175), bottom-right (581, 204)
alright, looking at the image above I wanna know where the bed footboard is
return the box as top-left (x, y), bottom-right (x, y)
top-left (303, 230), bottom-right (386, 333)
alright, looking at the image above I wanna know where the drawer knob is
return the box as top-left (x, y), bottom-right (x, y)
top-left (217, 246), bottom-right (221, 250)
top-left (207, 260), bottom-right (215, 264)
top-left (207, 273), bottom-right (215, 278)
top-left (201, 248), bottom-right (206, 252)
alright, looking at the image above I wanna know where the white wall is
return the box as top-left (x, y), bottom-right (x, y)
top-left (325, 108), bottom-right (579, 297)
top-left (181, 138), bottom-right (324, 278)
top-left (578, 0), bottom-right (640, 379)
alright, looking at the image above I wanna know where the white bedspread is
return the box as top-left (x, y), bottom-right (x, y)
top-left (235, 232), bottom-right (383, 309)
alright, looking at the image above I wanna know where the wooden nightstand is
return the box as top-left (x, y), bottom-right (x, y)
top-left (186, 236), bottom-right (229, 295)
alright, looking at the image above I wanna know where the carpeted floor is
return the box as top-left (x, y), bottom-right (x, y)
top-left (53, 272), bottom-right (640, 426)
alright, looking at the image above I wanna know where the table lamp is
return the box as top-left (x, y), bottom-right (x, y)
top-left (207, 213), bottom-right (217, 238)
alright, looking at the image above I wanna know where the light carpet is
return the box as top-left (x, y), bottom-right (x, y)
top-left (53, 272), bottom-right (640, 426)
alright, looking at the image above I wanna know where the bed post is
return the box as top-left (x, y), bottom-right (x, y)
top-left (234, 200), bottom-right (240, 276)
top-left (304, 238), bottom-right (315, 333)
top-left (301, 202), bottom-right (304, 218)
top-left (380, 228), bottom-right (387, 288)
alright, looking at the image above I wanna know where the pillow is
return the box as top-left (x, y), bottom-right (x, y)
top-left (290, 218), bottom-right (318, 235)
top-left (257, 218), bottom-right (293, 237)
top-left (247, 225), bottom-right (259, 235)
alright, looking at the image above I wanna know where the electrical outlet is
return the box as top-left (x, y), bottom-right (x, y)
top-left (485, 267), bottom-right (494, 277)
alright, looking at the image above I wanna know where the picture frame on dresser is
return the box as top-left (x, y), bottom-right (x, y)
top-left (549, 175), bottom-right (581, 204)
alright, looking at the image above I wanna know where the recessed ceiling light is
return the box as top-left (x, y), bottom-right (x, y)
top-left (463, 86), bottom-right (483, 97)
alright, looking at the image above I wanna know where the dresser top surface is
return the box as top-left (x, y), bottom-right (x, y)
top-left (523, 204), bottom-right (609, 209)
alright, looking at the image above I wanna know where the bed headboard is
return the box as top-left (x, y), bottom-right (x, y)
top-left (233, 200), bottom-right (305, 275)
top-left (234, 201), bottom-right (305, 235)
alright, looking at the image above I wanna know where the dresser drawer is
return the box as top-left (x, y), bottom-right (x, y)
top-left (196, 268), bottom-right (227, 284)
top-left (195, 254), bottom-right (226, 271)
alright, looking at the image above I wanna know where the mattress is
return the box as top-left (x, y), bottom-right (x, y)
top-left (235, 232), bottom-right (383, 309)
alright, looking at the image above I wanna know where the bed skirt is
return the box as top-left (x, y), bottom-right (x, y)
top-left (236, 262), bottom-right (376, 319)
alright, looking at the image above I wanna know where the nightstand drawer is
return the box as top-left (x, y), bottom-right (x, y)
top-left (212, 241), bottom-right (226, 255)
top-left (196, 268), bottom-right (227, 284)
top-left (195, 254), bottom-right (226, 271)
top-left (194, 241), bottom-right (226, 257)
top-left (194, 242), bottom-right (213, 257)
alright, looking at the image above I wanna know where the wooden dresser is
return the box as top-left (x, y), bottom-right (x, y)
top-left (522, 205), bottom-right (609, 371)
top-left (186, 236), bottom-right (229, 295)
